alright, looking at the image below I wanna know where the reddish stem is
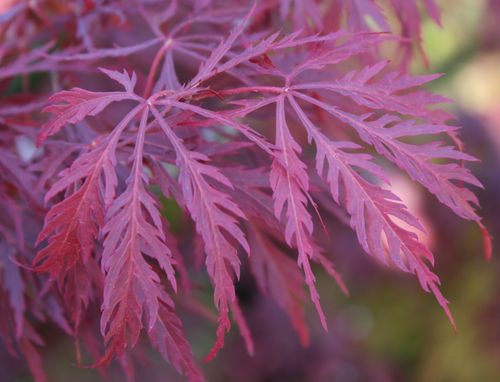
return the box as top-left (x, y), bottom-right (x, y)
top-left (143, 39), bottom-right (174, 98)
top-left (215, 86), bottom-right (283, 95)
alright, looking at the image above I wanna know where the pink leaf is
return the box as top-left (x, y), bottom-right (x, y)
top-left (270, 95), bottom-right (327, 330)
top-left (37, 88), bottom-right (135, 145)
top-left (149, 299), bottom-right (205, 382)
top-left (100, 108), bottom-right (177, 362)
top-left (289, 94), bottom-right (455, 325)
top-left (151, 105), bottom-right (249, 361)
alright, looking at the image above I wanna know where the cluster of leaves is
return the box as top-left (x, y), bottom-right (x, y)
top-left (0, 1), bottom-right (490, 381)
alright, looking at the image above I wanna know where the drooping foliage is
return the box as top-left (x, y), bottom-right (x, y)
top-left (0, 1), bottom-right (490, 381)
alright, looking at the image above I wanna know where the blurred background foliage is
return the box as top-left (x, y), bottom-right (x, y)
top-left (3, 0), bottom-right (500, 381)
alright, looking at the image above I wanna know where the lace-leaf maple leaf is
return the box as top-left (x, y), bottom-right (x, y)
top-left (1, 1), bottom-right (489, 380)
top-left (293, 60), bottom-right (453, 123)
top-left (37, 69), bottom-right (138, 145)
top-left (149, 299), bottom-right (205, 382)
top-left (150, 105), bottom-right (249, 361)
top-left (99, 108), bottom-right (177, 363)
top-left (292, 91), bottom-right (490, 256)
top-left (288, 95), bottom-right (455, 324)
top-left (35, 105), bottom-right (143, 276)
top-left (188, 1), bottom-right (257, 87)
top-left (34, 105), bottom-right (142, 328)
top-left (270, 95), bottom-right (327, 329)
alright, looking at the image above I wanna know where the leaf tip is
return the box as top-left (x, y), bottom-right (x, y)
top-left (480, 223), bottom-right (492, 262)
